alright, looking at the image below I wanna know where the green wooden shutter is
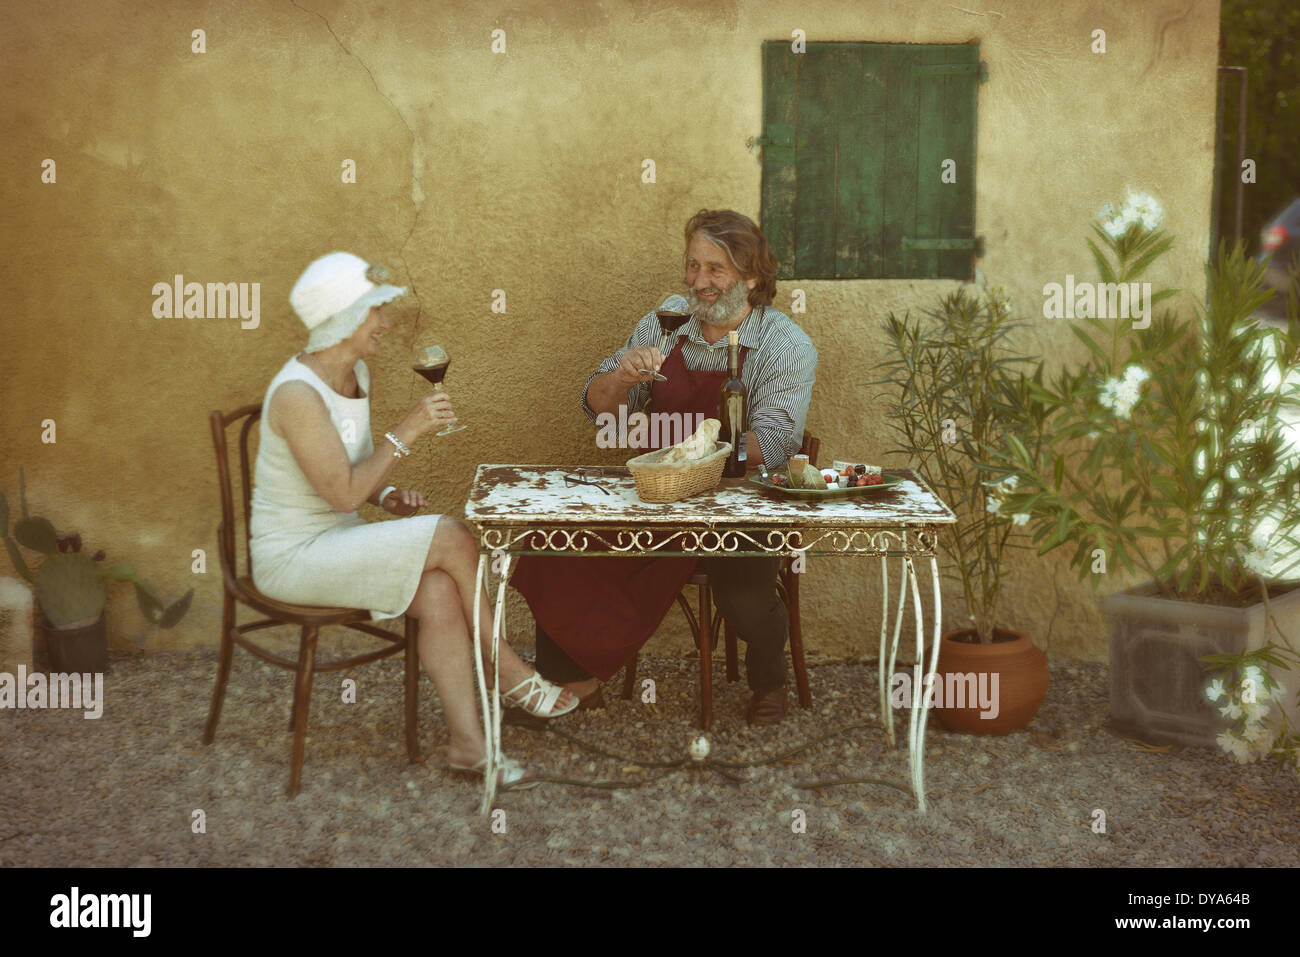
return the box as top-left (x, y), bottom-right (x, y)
top-left (908, 45), bottom-right (982, 279)
top-left (760, 41), bottom-right (797, 278)
top-left (761, 41), bottom-right (983, 280)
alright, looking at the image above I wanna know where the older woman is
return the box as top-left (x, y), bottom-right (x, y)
top-left (250, 252), bottom-right (575, 789)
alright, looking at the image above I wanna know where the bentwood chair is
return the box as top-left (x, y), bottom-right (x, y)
top-left (623, 431), bottom-right (818, 730)
top-left (205, 404), bottom-right (421, 797)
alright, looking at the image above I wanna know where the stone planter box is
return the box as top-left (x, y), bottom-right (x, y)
top-left (1104, 582), bottom-right (1300, 749)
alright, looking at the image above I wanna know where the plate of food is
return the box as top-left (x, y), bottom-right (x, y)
top-left (750, 457), bottom-right (904, 500)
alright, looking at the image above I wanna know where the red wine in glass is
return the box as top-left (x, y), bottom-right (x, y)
top-left (412, 361), bottom-right (450, 387)
top-left (646, 309), bottom-right (692, 381)
top-left (414, 345), bottom-right (467, 435)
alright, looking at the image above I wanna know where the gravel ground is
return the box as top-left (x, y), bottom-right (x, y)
top-left (2, 645), bottom-right (1297, 867)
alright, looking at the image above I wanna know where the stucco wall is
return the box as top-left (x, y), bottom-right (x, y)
top-left (1, 0), bottom-right (1221, 665)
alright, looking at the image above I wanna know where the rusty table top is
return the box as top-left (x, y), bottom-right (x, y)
top-left (464, 465), bottom-right (956, 557)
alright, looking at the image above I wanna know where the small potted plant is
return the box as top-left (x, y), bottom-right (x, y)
top-left (1, 468), bottom-right (192, 671)
top-left (988, 191), bottom-right (1300, 762)
top-left (874, 285), bottom-right (1050, 734)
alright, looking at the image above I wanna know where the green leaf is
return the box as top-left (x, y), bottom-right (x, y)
top-left (1069, 324), bottom-right (1110, 364)
top-left (1086, 233), bottom-right (1118, 284)
top-left (1127, 234), bottom-right (1175, 279)
top-left (1007, 434), bottom-right (1031, 469)
top-left (14, 517), bottom-right (57, 554)
top-left (102, 563), bottom-right (137, 582)
top-left (158, 589), bottom-right (194, 628)
top-left (134, 581), bottom-right (164, 624)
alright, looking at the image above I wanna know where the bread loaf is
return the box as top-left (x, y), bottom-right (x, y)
top-left (661, 418), bottom-right (721, 463)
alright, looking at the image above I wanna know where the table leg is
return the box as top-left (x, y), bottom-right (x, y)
top-left (472, 553), bottom-right (497, 815)
top-left (905, 558), bottom-right (926, 810)
top-left (877, 557), bottom-right (889, 743)
top-left (876, 552), bottom-right (942, 813)
top-left (881, 555), bottom-right (911, 749)
top-left (913, 557), bottom-right (943, 813)
top-left (491, 552), bottom-right (511, 799)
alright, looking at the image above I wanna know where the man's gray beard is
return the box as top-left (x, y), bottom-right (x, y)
top-left (688, 278), bottom-right (750, 325)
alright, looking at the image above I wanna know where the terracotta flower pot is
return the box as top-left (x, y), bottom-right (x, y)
top-left (37, 610), bottom-right (107, 673)
top-left (931, 627), bottom-right (1049, 734)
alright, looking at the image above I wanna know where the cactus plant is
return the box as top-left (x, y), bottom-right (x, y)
top-left (34, 552), bottom-right (107, 628)
top-left (1, 467), bottom-right (192, 630)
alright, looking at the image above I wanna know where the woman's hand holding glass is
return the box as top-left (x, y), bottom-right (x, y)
top-left (396, 391), bottom-right (459, 443)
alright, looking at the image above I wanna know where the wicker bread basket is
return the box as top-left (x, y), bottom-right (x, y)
top-left (626, 441), bottom-right (733, 503)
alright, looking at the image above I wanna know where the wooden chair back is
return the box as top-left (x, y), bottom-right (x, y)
top-left (209, 404), bottom-right (262, 587)
top-left (800, 431), bottom-right (820, 467)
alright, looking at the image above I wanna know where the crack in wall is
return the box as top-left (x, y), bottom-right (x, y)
top-left (290, 0), bottom-right (426, 336)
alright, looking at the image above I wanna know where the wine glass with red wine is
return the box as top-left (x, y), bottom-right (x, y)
top-left (650, 308), bottom-right (692, 380)
top-left (413, 345), bottom-right (468, 435)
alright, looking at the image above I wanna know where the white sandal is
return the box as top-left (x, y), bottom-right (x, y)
top-left (447, 754), bottom-right (537, 791)
top-left (502, 671), bottom-right (580, 719)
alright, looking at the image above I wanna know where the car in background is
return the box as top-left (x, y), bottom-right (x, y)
top-left (1255, 198), bottom-right (1300, 321)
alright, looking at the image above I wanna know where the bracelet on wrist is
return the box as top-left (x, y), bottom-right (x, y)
top-left (384, 432), bottom-right (411, 458)
top-left (378, 485), bottom-right (398, 507)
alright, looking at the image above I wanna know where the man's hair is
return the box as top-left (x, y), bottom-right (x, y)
top-left (684, 209), bottom-right (778, 308)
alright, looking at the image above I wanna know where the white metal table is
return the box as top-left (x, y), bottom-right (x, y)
top-left (462, 465), bottom-right (957, 814)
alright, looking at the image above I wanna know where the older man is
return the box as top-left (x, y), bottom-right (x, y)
top-left (510, 209), bottom-right (817, 724)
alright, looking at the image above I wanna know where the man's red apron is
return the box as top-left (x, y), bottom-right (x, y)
top-left (509, 338), bottom-right (748, 680)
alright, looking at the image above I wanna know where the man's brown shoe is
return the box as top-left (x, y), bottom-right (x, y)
top-left (746, 686), bottom-right (788, 725)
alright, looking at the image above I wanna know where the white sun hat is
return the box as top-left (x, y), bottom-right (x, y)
top-left (290, 251), bottom-right (406, 353)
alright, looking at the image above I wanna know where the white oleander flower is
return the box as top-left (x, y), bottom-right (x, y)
top-left (1098, 192), bottom-right (1163, 239)
top-left (1206, 678), bottom-right (1226, 703)
top-left (1123, 365), bottom-right (1150, 386)
top-left (1012, 513), bottom-right (1030, 526)
top-left (1099, 379), bottom-right (1119, 409)
top-left (1243, 665), bottom-right (1265, 688)
top-left (1103, 216), bottom-right (1129, 239)
top-left (1002, 475), bottom-right (1019, 490)
top-left (1243, 547), bottom-right (1276, 579)
top-left (1241, 698), bottom-right (1269, 723)
top-left (986, 497), bottom-right (1002, 515)
top-left (1114, 378), bottom-right (1142, 408)
top-left (1243, 722), bottom-right (1270, 745)
top-left (1124, 191), bottom-right (1164, 232)
top-left (1219, 700), bottom-right (1244, 720)
top-left (1099, 376), bottom-right (1141, 419)
top-left (1217, 729), bottom-right (1253, 763)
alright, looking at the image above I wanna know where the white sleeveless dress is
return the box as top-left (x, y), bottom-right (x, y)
top-left (249, 355), bottom-right (441, 620)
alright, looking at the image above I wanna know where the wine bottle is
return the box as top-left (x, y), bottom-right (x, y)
top-left (719, 330), bottom-right (747, 477)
